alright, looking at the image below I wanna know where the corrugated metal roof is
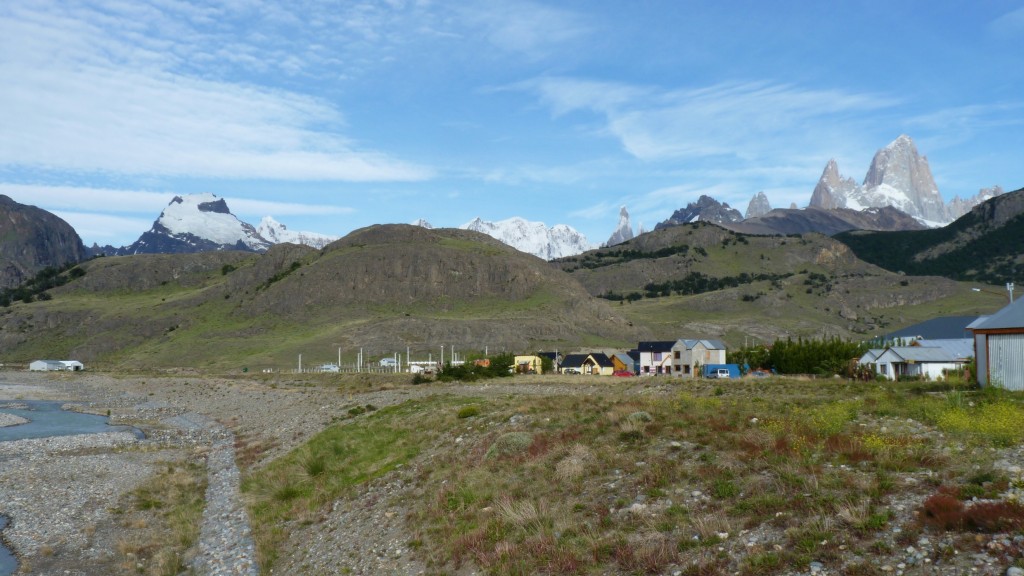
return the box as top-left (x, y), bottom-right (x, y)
top-left (972, 298), bottom-right (1024, 331)
top-left (881, 346), bottom-right (964, 363)
top-left (915, 339), bottom-right (974, 359)
top-left (676, 339), bottom-right (727, 350)
top-left (885, 316), bottom-right (980, 340)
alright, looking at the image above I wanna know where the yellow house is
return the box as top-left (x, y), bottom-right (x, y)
top-left (514, 355), bottom-right (544, 374)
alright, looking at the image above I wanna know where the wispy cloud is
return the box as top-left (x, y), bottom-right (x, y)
top-left (0, 2), bottom-right (432, 182)
top-left (519, 77), bottom-right (899, 162)
top-left (989, 7), bottom-right (1024, 38)
top-left (457, 1), bottom-right (591, 61)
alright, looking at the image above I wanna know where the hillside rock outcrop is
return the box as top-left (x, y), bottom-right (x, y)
top-left (0, 195), bottom-right (88, 289)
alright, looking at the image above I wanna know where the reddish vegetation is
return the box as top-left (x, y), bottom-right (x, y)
top-left (921, 491), bottom-right (1024, 533)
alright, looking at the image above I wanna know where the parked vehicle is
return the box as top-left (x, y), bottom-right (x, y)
top-left (613, 370), bottom-right (634, 377)
top-left (708, 368), bottom-right (731, 379)
top-left (563, 367), bottom-right (581, 375)
top-left (317, 363), bottom-right (339, 373)
top-left (379, 358), bottom-right (397, 367)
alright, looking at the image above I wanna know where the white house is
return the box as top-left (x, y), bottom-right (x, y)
top-left (637, 341), bottom-right (676, 375)
top-left (969, 298), bottom-right (1024, 390)
top-left (670, 339), bottom-right (727, 377)
top-left (28, 360), bottom-right (84, 372)
top-left (869, 341), bottom-right (972, 381)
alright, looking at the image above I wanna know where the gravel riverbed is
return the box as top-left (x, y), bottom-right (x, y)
top-left (5, 372), bottom-right (1024, 576)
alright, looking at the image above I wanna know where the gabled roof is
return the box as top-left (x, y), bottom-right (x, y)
top-left (914, 339), bottom-right (974, 359)
top-left (884, 316), bottom-right (980, 340)
top-left (561, 354), bottom-right (589, 368)
top-left (970, 298), bottom-right (1024, 331)
top-left (859, 349), bottom-right (884, 363)
top-left (675, 339), bottom-right (727, 350)
top-left (590, 353), bottom-right (615, 368)
top-left (613, 352), bottom-right (634, 367)
top-left (877, 346), bottom-right (965, 363)
top-left (637, 341), bottom-right (677, 352)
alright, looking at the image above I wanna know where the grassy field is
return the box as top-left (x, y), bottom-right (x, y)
top-left (241, 375), bottom-right (1024, 575)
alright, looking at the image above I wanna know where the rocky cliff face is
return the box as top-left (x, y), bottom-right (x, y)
top-left (808, 135), bottom-right (996, 225)
top-left (947, 186), bottom-right (1004, 220)
top-left (810, 159), bottom-right (858, 210)
top-left (603, 206), bottom-right (634, 247)
top-left (859, 135), bottom-right (945, 222)
top-left (744, 192), bottom-right (773, 219)
top-left (0, 195), bottom-right (88, 289)
top-left (655, 195), bottom-right (743, 230)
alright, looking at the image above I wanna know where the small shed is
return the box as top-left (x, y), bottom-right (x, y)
top-left (970, 298), bottom-right (1024, 390)
top-left (29, 360), bottom-right (83, 372)
top-left (29, 360), bottom-right (63, 371)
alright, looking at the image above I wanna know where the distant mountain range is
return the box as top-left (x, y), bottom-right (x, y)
top-left (0, 133), bottom-right (1011, 289)
top-left (411, 216), bottom-right (594, 260)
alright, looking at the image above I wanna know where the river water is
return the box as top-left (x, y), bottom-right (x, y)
top-left (0, 400), bottom-right (143, 575)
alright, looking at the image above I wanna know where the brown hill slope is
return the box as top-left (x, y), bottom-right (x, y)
top-left (0, 225), bottom-right (645, 369)
top-left (554, 221), bottom-right (997, 343)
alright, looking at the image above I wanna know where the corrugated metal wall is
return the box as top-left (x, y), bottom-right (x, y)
top-left (975, 334), bottom-right (988, 386)
top-left (989, 334), bottom-right (1024, 391)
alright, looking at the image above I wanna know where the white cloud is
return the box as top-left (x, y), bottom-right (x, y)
top-left (0, 184), bottom-right (175, 212)
top-left (51, 211), bottom-right (152, 245)
top-left (520, 77), bottom-right (898, 163)
top-left (458, 1), bottom-right (592, 60)
top-left (990, 7), bottom-right (1024, 38)
top-left (0, 2), bottom-right (432, 182)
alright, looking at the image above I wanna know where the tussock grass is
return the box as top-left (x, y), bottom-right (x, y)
top-left (248, 377), bottom-right (1024, 574)
top-left (115, 459), bottom-right (206, 576)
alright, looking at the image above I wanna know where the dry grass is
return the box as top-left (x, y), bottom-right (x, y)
top-left (245, 376), bottom-right (1024, 575)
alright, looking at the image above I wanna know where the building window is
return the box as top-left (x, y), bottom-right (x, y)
top-left (684, 365), bottom-right (691, 374)
top-left (674, 351), bottom-right (680, 359)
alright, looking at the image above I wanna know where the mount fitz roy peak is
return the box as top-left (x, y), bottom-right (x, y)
top-left (459, 217), bottom-right (593, 260)
top-left (809, 135), bottom-right (1002, 225)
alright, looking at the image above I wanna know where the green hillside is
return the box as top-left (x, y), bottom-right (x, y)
top-left (835, 187), bottom-right (1024, 285)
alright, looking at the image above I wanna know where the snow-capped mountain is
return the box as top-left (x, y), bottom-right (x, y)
top-left (604, 206), bottom-right (634, 247)
top-left (411, 219), bottom-right (434, 229)
top-left (256, 216), bottom-right (338, 249)
top-left (745, 192), bottom-right (772, 219)
top-left (461, 216), bottom-right (593, 260)
top-left (121, 193), bottom-right (272, 255)
top-left (947, 186), bottom-right (1005, 220)
top-left (809, 135), bottom-right (1000, 226)
top-left (655, 195), bottom-right (743, 230)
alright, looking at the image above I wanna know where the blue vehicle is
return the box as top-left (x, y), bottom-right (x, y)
top-left (702, 364), bottom-right (741, 379)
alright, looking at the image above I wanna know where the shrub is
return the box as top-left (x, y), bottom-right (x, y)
top-left (486, 432), bottom-right (534, 460)
top-left (457, 405), bottom-right (480, 419)
top-left (921, 493), bottom-right (964, 530)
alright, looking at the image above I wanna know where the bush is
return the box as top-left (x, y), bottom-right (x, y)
top-left (457, 405), bottom-right (480, 419)
top-left (485, 432), bottom-right (534, 460)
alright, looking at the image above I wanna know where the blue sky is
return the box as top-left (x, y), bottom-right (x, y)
top-left (1, 1), bottom-right (1022, 247)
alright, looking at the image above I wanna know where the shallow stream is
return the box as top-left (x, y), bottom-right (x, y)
top-left (0, 399), bottom-right (143, 575)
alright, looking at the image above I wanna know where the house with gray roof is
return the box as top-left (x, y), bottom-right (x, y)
top-left (969, 298), bottom-right (1024, 390)
top-left (871, 344), bottom-right (972, 381)
top-left (670, 339), bottom-right (727, 378)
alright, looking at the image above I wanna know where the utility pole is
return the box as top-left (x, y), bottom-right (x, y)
top-left (1008, 282), bottom-right (1015, 303)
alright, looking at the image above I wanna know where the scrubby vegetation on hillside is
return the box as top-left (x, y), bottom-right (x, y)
top-left (243, 376), bottom-right (1024, 575)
